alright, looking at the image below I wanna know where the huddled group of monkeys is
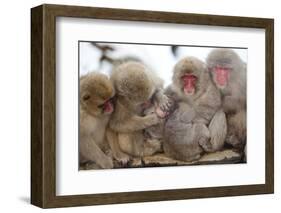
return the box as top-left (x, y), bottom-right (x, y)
top-left (79, 48), bottom-right (247, 169)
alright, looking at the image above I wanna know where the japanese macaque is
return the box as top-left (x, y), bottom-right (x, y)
top-left (165, 108), bottom-right (210, 161)
top-left (163, 57), bottom-right (227, 161)
top-left (107, 61), bottom-right (172, 163)
top-left (206, 49), bottom-right (246, 150)
top-left (79, 72), bottom-right (115, 169)
top-left (142, 97), bottom-right (176, 148)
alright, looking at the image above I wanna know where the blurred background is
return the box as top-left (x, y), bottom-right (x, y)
top-left (79, 42), bottom-right (247, 87)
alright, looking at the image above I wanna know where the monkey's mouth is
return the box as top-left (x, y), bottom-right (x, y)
top-left (103, 99), bottom-right (114, 114)
top-left (183, 86), bottom-right (195, 95)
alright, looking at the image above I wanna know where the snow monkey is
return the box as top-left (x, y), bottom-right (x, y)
top-left (79, 72), bottom-right (115, 169)
top-left (206, 48), bottom-right (246, 150)
top-left (142, 96), bottom-right (177, 148)
top-left (163, 56), bottom-right (227, 161)
top-left (107, 61), bottom-right (173, 164)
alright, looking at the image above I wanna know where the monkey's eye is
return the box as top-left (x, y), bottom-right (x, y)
top-left (98, 103), bottom-right (104, 109)
top-left (213, 66), bottom-right (232, 73)
top-left (182, 74), bottom-right (197, 83)
top-left (83, 95), bottom-right (90, 101)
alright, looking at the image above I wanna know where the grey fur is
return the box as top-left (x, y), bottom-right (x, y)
top-left (163, 57), bottom-right (227, 162)
top-left (206, 49), bottom-right (246, 151)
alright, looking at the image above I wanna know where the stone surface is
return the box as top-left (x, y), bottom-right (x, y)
top-left (129, 149), bottom-right (243, 168)
top-left (80, 149), bottom-right (244, 170)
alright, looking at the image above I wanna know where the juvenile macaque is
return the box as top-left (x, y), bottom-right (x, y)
top-left (206, 49), bottom-right (246, 150)
top-left (163, 57), bottom-right (227, 161)
top-left (107, 61), bottom-right (172, 163)
top-left (142, 97), bottom-right (176, 148)
top-left (79, 72), bottom-right (115, 169)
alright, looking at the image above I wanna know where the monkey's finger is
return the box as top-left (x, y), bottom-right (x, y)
top-left (155, 107), bottom-right (167, 118)
top-left (160, 102), bottom-right (170, 112)
top-left (165, 98), bottom-right (174, 108)
top-left (159, 105), bottom-right (166, 112)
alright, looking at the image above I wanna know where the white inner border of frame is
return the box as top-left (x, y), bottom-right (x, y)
top-left (56, 17), bottom-right (266, 196)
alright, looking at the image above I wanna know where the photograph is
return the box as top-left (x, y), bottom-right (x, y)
top-left (31, 4), bottom-right (273, 208)
top-left (78, 42), bottom-right (247, 170)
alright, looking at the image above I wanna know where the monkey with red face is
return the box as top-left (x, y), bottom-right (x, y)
top-left (206, 49), bottom-right (246, 151)
top-left (163, 57), bottom-right (227, 162)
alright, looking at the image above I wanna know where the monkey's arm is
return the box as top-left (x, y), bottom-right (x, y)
top-left (80, 136), bottom-right (113, 169)
top-left (225, 110), bottom-right (246, 149)
top-left (176, 102), bottom-right (196, 123)
top-left (223, 95), bottom-right (244, 113)
top-left (164, 85), bottom-right (181, 102)
top-left (110, 114), bottom-right (159, 133)
top-left (208, 110), bottom-right (227, 151)
top-left (194, 85), bottom-right (222, 123)
top-left (193, 104), bottom-right (217, 124)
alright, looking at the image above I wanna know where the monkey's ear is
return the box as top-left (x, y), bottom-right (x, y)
top-left (82, 92), bottom-right (90, 101)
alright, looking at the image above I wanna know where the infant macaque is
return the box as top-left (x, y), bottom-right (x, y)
top-left (142, 96), bottom-right (176, 148)
top-left (164, 102), bottom-right (210, 161)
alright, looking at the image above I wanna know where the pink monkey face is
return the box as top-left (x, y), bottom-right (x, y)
top-left (212, 65), bottom-right (231, 88)
top-left (182, 74), bottom-right (197, 95)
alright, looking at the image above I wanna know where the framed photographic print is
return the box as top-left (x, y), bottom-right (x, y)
top-left (31, 4), bottom-right (274, 208)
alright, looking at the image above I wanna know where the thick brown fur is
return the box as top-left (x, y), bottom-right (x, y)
top-left (79, 72), bottom-right (115, 169)
top-left (164, 57), bottom-right (227, 161)
top-left (206, 49), bottom-right (246, 150)
top-left (107, 61), bottom-right (170, 163)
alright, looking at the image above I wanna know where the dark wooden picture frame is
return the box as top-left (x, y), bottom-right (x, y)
top-left (31, 4), bottom-right (274, 208)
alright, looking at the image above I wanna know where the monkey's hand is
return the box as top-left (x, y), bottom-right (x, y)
top-left (225, 134), bottom-right (242, 149)
top-left (199, 138), bottom-right (213, 153)
top-left (155, 97), bottom-right (176, 120)
top-left (145, 113), bottom-right (160, 126)
top-left (154, 90), bottom-right (174, 112)
top-left (114, 151), bottom-right (131, 166)
top-left (158, 94), bottom-right (173, 112)
top-left (144, 105), bottom-right (167, 119)
top-left (155, 106), bottom-right (168, 118)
